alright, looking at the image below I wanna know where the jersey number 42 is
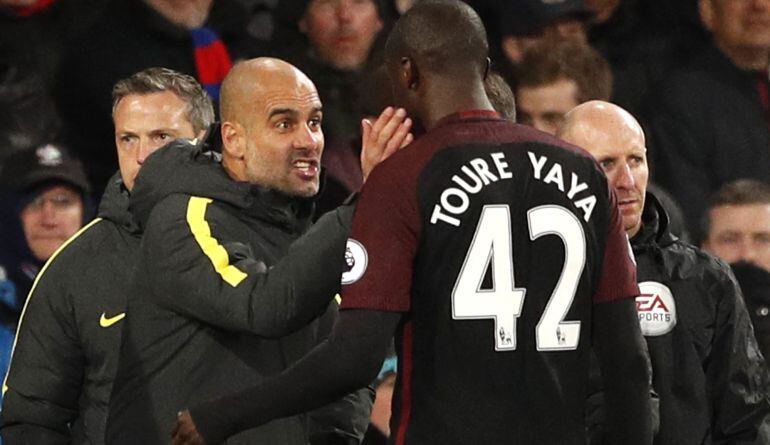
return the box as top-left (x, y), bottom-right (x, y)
top-left (452, 204), bottom-right (586, 352)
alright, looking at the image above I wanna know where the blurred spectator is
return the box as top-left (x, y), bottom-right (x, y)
top-left (646, 0), bottom-right (770, 241)
top-left (702, 179), bottom-right (770, 272)
top-left (497, 0), bottom-right (592, 79)
top-left (283, 0), bottom-right (386, 140)
top-left (53, 0), bottom-right (262, 196)
top-left (298, 0), bottom-right (385, 72)
top-left (514, 39), bottom-right (612, 135)
top-left (0, 144), bottom-right (91, 378)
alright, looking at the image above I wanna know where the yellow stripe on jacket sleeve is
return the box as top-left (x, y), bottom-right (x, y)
top-left (186, 196), bottom-right (247, 287)
top-left (3, 217), bottom-right (104, 394)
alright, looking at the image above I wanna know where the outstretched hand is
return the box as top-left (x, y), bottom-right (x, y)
top-left (171, 410), bottom-right (207, 445)
top-left (360, 107), bottom-right (414, 182)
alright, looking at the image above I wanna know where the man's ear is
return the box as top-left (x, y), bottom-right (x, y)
top-left (401, 57), bottom-right (419, 91)
top-left (699, 0), bottom-right (715, 32)
top-left (220, 121), bottom-right (244, 158)
top-left (484, 57), bottom-right (491, 80)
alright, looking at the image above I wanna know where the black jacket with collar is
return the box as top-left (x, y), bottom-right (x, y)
top-left (1, 172), bottom-right (141, 445)
top-left (105, 139), bottom-right (370, 444)
top-left (633, 193), bottom-right (770, 444)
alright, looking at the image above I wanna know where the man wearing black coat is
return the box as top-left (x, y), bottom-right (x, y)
top-left (0, 68), bottom-right (213, 445)
top-left (105, 57), bottom-right (412, 444)
top-left (560, 101), bottom-right (770, 444)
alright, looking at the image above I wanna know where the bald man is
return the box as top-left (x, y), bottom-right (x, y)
top-left (559, 101), bottom-right (770, 445)
top-left (104, 58), bottom-right (412, 444)
top-left (173, 3), bottom-right (651, 444)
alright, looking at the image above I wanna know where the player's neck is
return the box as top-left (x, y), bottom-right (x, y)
top-left (421, 82), bottom-right (494, 131)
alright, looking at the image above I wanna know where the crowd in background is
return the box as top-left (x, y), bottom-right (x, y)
top-left (2, 0), bottom-right (770, 442)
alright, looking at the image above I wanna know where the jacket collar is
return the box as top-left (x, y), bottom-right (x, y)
top-left (631, 191), bottom-right (677, 249)
top-left (242, 182), bottom-right (315, 235)
top-left (98, 171), bottom-right (142, 235)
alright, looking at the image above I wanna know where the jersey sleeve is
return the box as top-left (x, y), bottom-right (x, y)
top-left (340, 161), bottom-right (421, 313)
top-left (594, 189), bottom-right (640, 304)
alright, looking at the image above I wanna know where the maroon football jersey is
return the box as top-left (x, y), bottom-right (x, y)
top-left (341, 111), bottom-right (638, 444)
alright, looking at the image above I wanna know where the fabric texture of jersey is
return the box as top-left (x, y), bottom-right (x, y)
top-left (1, 172), bottom-right (140, 444)
top-left (340, 112), bottom-right (639, 444)
top-left (105, 139), bottom-right (371, 444)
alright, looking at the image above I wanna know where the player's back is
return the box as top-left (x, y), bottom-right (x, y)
top-left (342, 112), bottom-right (636, 444)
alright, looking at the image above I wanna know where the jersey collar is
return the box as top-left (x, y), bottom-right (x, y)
top-left (434, 109), bottom-right (502, 129)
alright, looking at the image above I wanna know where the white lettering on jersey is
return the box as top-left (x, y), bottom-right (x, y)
top-left (430, 152), bottom-right (514, 227)
top-left (527, 152), bottom-right (597, 222)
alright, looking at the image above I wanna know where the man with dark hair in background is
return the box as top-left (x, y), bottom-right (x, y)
top-left (559, 101), bottom-right (770, 445)
top-left (172, 2), bottom-right (651, 444)
top-left (515, 39), bottom-right (612, 135)
top-left (0, 67), bottom-right (212, 445)
top-left (703, 179), bottom-right (770, 273)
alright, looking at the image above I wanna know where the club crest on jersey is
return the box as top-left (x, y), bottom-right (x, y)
top-left (341, 239), bottom-right (368, 285)
top-left (636, 281), bottom-right (676, 336)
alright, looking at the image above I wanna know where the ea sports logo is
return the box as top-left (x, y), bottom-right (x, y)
top-left (636, 281), bottom-right (677, 336)
top-left (341, 239), bottom-right (368, 285)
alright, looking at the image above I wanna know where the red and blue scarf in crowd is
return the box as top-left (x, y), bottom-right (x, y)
top-left (190, 26), bottom-right (233, 100)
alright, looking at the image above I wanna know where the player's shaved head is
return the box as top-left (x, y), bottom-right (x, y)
top-left (220, 58), bottom-right (317, 124)
top-left (557, 100), bottom-right (645, 149)
top-left (385, 0), bottom-right (489, 78)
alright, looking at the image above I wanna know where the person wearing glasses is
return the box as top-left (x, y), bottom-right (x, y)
top-left (0, 144), bottom-right (92, 381)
